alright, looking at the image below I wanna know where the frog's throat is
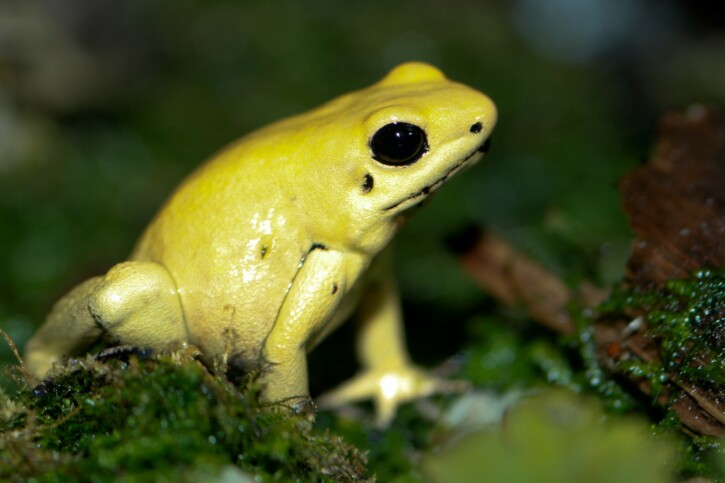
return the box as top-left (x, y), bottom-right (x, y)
top-left (382, 145), bottom-right (484, 213)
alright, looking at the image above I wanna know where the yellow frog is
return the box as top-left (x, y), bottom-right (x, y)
top-left (24, 62), bottom-right (496, 426)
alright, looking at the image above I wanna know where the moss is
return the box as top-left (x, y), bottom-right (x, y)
top-left (459, 315), bottom-right (577, 392)
top-left (601, 269), bottom-right (724, 390)
top-left (657, 411), bottom-right (725, 481)
top-left (0, 350), bottom-right (367, 482)
top-left (574, 321), bottom-right (642, 413)
top-left (317, 403), bottom-right (439, 482)
top-left (569, 270), bottom-right (725, 417)
top-left (595, 269), bottom-right (725, 481)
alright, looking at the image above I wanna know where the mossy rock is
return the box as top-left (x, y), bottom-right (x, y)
top-left (0, 349), bottom-right (367, 482)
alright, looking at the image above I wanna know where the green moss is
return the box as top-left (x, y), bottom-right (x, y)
top-left (459, 315), bottom-right (576, 392)
top-left (568, 271), bottom-right (725, 419)
top-left (595, 269), bottom-right (725, 481)
top-left (317, 402), bottom-right (442, 482)
top-left (0, 351), bottom-right (367, 482)
top-left (601, 269), bottom-right (724, 390)
top-left (658, 411), bottom-right (725, 481)
top-left (574, 321), bottom-right (641, 413)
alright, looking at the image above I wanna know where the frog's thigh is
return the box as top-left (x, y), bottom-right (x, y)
top-left (262, 247), bottom-right (363, 402)
top-left (88, 261), bottom-right (187, 349)
top-left (24, 261), bottom-right (187, 378)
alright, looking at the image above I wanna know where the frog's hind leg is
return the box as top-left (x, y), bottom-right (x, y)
top-left (24, 276), bottom-right (105, 378)
top-left (24, 261), bottom-right (187, 378)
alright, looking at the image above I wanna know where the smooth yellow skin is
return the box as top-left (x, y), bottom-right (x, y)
top-left (24, 62), bottom-right (496, 426)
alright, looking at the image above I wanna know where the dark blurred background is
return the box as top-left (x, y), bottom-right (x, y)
top-left (1, 0), bottom-right (723, 384)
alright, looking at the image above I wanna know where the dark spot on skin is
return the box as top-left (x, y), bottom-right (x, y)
top-left (261, 244), bottom-right (268, 259)
top-left (310, 243), bottom-right (328, 251)
top-left (362, 173), bottom-right (374, 193)
top-left (331, 283), bottom-right (338, 295)
top-left (422, 186), bottom-right (430, 195)
top-left (470, 122), bottom-right (483, 133)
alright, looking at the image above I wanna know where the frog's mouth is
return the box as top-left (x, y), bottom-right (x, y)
top-left (382, 140), bottom-right (489, 213)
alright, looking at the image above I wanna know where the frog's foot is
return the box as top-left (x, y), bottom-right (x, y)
top-left (317, 365), bottom-right (469, 427)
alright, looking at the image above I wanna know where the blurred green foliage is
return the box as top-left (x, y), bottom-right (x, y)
top-left (420, 391), bottom-right (676, 483)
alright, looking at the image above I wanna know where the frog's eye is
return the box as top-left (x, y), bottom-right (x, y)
top-left (370, 122), bottom-right (429, 166)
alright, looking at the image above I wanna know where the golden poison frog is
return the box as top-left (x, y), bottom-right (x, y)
top-left (25, 62), bottom-right (497, 426)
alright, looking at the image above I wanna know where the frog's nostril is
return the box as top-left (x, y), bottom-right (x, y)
top-left (470, 122), bottom-right (483, 133)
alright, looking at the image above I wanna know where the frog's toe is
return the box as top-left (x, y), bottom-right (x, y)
top-left (24, 351), bottom-right (60, 380)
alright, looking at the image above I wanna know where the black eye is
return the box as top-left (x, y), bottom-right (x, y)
top-left (370, 122), bottom-right (428, 166)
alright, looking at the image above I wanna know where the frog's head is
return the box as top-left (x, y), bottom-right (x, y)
top-left (264, 62), bottom-right (497, 253)
top-left (358, 63), bottom-right (496, 216)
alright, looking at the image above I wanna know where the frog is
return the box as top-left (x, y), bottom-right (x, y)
top-left (24, 62), bottom-right (497, 426)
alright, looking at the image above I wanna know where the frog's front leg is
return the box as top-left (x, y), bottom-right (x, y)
top-left (261, 246), bottom-right (365, 405)
top-left (318, 250), bottom-right (467, 427)
top-left (24, 261), bottom-right (187, 377)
